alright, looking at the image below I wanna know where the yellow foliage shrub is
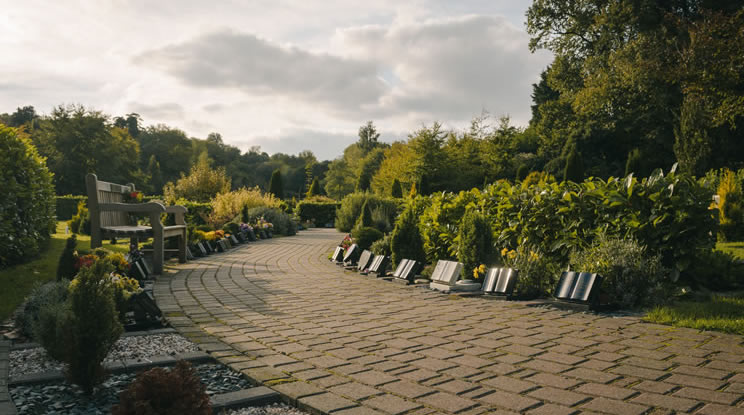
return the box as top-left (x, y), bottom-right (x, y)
top-left (209, 186), bottom-right (281, 227)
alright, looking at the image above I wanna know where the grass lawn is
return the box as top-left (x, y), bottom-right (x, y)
top-left (644, 295), bottom-right (744, 335)
top-left (716, 241), bottom-right (744, 260)
top-left (0, 222), bottom-right (130, 323)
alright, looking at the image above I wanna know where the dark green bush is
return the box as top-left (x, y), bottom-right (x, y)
top-left (570, 234), bottom-right (669, 308)
top-left (56, 195), bottom-right (87, 220)
top-left (222, 222), bottom-right (240, 235)
top-left (353, 227), bottom-right (384, 251)
top-left (15, 280), bottom-right (69, 341)
top-left (356, 200), bottom-right (373, 229)
top-left (69, 201), bottom-right (90, 235)
top-left (245, 206), bottom-right (296, 236)
top-left (60, 257), bottom-right (123, 393)
top-left (35, 295), bottom-right (71, 361)
top-left (112, 360), bottom-right (211, 415)
top-left (391, 179), bottom-right (403, 198)
top-left (391, 199), bottom-right (428, 267)
top-left (370, 233), bottom-right (392, 257)
top-left (296, 201), bottom-right (339, 225)
top-left (563, 147), bottom-right (584, 182)
top-left (336, 192), bottom-right (400, 232)
top-left (682, 249), bottom-right (744, 290)
top-left (456, 209), bottom-right (493, 280)
top-left (57, 235), bottom-right (78, 281)
top-left (0, 125), bottom-right (56, 268)
top-left (178, 200), bottom-right (212, 226)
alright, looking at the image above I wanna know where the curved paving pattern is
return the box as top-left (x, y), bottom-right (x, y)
top-left (154, 229), bottom-right (744, 415)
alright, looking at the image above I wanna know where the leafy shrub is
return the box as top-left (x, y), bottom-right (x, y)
top-left (371, 204), bottom-right (397, 233)
top-left (563, 147), bottom-right (584, 183)
top-left (35, 294), bottom-right (71, 361)
top-left (682, 249), bottom-right (744, 290)
top-left (57, 235), bottom-right (78, 281)
top-left (56, 195), bottom-right (87, 220)
top-left (61, 257), bottom-right (124, 393)
top-left (353, 227), bottom-right (384, 251)
top-left (717, 168), bottom-right (743, 241)
top-left (244, 207), bottom-right (296, 236)
top-left (419, 190), bottom-right (480, 262)
top-left (515, 164), bottom-right (529, 182)
top-left (502, 245), bottom-right (561, 297)
top-left (15, 280), bottom-right (69, 340)
top-left (336, 192), bottom-right (400, 232)
top-left (269, 169), bottom-right (284, 199)
top-left (69, 200), bottom-right (90, 235)
top-left (456, 209), bottom-right (493, 280)
top-left (391, 198), bottom-right (428, 267)
top-left (296, 200), bottom-right (339, 225)
top-left (111, 360), bottom-right (211, 415)
top-left (0, 125), bottom-right (56, 268)
top-left (569, 234), bottom-right (669, 308)
top-left (163, 155), bottom-right (230, 203)
top-left (208, 186), bottom-right (280, 228)
top-left (306, 178), bottom-right (321, 198)
top-left (356, 200), bottom-right (373, 229)
top-left (370, 233), bottom-right (392, 257)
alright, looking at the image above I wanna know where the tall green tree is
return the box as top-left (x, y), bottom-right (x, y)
top-left (357, 121), bottom-right (381, 154)
top-left (269, 169), bottom-right (284, 199)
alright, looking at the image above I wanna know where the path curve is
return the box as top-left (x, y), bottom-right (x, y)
top-left (154, 229), bottom-right (744, 415)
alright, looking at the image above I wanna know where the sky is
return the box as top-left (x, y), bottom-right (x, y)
top-left (0, 0), bottom-right (552, 161)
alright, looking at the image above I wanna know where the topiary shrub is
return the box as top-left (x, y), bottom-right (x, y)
top-left (336, 192), bottom-right (400, 233)
top-left (455, 209), bottom-right (493, 280)
top-left (69, 200), bottom-right (90, 235)
top-left (57, 235), bottom-right (78, 281)
top-left (60, 257), bottom-right (124, 393)
top-left (268, 169), bottom-right (284, 199)
top-left (296, 200), bottom-right (339, 226)
top-left (370, 233), bottom-right (392, 257)
top-left (355, 200), bottom-right (373, 230)
top-left (111, 360), bottom-right (211, 415)
top-left (391, 199), bottom-right (427, 267)
top-left (0, 125), bottom-right (56, 268)
top-left (353, 227), bottom-right (384, 251)
top-left (569, 234), bottom-right (669, 309)
top-left (244, 206), bottom-right (296, 236)
top-left (15, 280), bottom-right (69, 341)
top-left (56, 195), bottom-right (88, 220)
top-left (391, 179), bottom-right (403, 198)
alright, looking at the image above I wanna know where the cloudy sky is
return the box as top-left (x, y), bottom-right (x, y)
top-left (0, 0), bottom-right (551, 160)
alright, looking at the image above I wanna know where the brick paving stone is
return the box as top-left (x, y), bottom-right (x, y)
top-left (575, 383), bottom-right (637, 400)
top-left (442, 366), bottom-right (484, 379)
top-left (528, 386), bottom-right (591, 406)
top-left (525, 373), bottom-right (582, 389)
top-left (664, 374), bottom-right (726, 390)
top-left (295, 369), bottom-right (333, 381)
top-left (498, 344), bottom-right (544, 357)
top-left (630, 392), bottom-right (700, 412)
top-left (694, 403), bottom-right (744, 415)
top-left (477, 389), bottom-right (541, 412)
top-left (562, 367), bottom-right (621, 384)
top-left (381, 380), bottom-right (436, 399)
top-left (433, 379), bottom-right (480, 395)
top-left (521, 359), bottom-right (571, 374)
top-left (334, 407), bottom-right (387, 415)
top-left (630, 380), bottom-right (677, 395)
top-left (610, 364), bottom-right (668, 381)
top-left (312, 375), bottom-right (354, 388)
top-left (299, 392), bottom-right (358, 414)
top-left (330, 382), bottom-right (384, 400)
top-left (334, 364), bottom-right (371, 376)
top-left (537, 352), bottom-right (587, 366)
top-left (580, 397), bottom-right (650, 415)
top-left (673, 387), bottom-right (740, 405)
top-left (448, 355), bottom-right (495, 369)
top-left (398, 368), bottom-right (441, 383)
top-left (418, 392), bottom-right (479, 413)
top-left (365, 394), bottom-right (423, 415)
top-left (349, 370), bottom-right (399, 387)
top-left (673, 364), bottom-right (731, 380)
top-left (413, 358), bottom-right (458, 372)
top-left (422, 348), bottom-right (463, 360)
top-left (273, 381), bottom-right (326, 403)
top-left (525, 403), bottom-right (577, 415)
top-left (479, 376), bottom-right (537, 394)
top-left (308, 355), bottom-right (353, 369)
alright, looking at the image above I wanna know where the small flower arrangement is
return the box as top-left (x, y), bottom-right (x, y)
top-left (124, 191), bottom-right (143, 203)
top-left (239, 223), bottom-right (253, 233)
top-left (472, 264), bottom-right (487, 280)
top-left (341, 234), bottom-right (352, 250)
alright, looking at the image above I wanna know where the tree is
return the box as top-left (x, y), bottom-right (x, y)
top-left (357, 121), bottom-right (380, 154)
top-left (9, 106), bottom-right (36, 127)
top-left (563, 147), bottom-right (584, 183)
top-left (355, 200), bottom-right (373, 230)
top-left (391, 200), bottom-right (427, 266)
top-left (147, 155), bottom-right (164, 194)
top-left (269, 169), bottom-right (284, 199)
top-left (356, 148), bottom-right (386, 192)
top-left (113, 113), bottom-right (141, 138)
top-left (136, 125), bottom-right (193, 186)
top-left (391, 179), bottom-right (403, 198)
top-left (163, 153), bottom-right (230, 202)
top-left (306, 178), bottom-right (321, 198)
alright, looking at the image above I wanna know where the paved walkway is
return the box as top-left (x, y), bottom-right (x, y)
top-left (154, 229), bottom-right (744, 415)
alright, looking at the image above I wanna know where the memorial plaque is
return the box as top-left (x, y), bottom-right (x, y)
top-left (440, 261), bottom-right (463, 285)
top-left (230, 235), bottom-right (240, 245)
top-left (431, 260), bottom-right (449, 281)
top-left (197, 242), bottom-right (208, 256)
top-left (343, 244), bottom-right (360, 263)
top-left (237, 233), bottom-right (247, 243)
top-left (494, 268), bottom-right (518, 295)
top-left (185, 246), bottom-right (194, 260)
top-left (223, 238), bottom-right (232, 249)
top-left (247, 229), bottom-right (257, 241)
top-left (131, 261), bottom-right (147, 281)
top-left (392, 259), bottom-right (410, 278)
top-left (482, 267), bottom-right (500, 293)
top-left (206, 241), bottom-right (216, 253)
top-left (554, 271), bottom-right (580, 299)
top-left (138, 258), bottom-right (152, 276)
top-left (369, 255), bottom-right (389, 274)
top-left (570, 272), bottom-right (601, 302)
top-left (331, 247), bottom-right (344, 262)
top-left (357, 250), bottom-right (374, 272)
top-left (216, 240), bottom-right (226, 252)
top-left (404, 260), bottom-right (420, 280)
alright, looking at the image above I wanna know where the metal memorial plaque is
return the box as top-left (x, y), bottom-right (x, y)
top-left (372, 256), bottom-right (389, 274)
top-left (139, 258), bottom-right (152, 276)
top-left (131, 261), bottom-right (147, 281)
top-left (554, 271), bottom-right (580, 299)
top-left (230, 235), bottom-right (240, 245)
top-left (393, 259), bottom-right (409, 278)
top-left (331, 247), bottom-right (344, 262)
top-left (495, 268), bottom-right (518, 295)
top-left (343, 244), bottom-right (359, 263)
top-left (570, 272), bottom-right (601, 302)
top-left (197, 242), bottom-right (208, 256)
top-left (401, 260), bottom-right (418, 281)
top-left (185, 246), bottom-right (194, 260)
top-left (223, 238), bottom-right (232, 249)
top-left (431, 260), bottom-right (448, 281)
top-left (440, 261), bottom-right (463, 285)
top-left (357, 250), bottom-right (374, 271)
top-left (482, 268), bottom-right (500, 293)
top-left (368, 255), bottom-right (383, 273)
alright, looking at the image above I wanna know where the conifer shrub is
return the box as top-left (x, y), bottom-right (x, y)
top-left (335, 193), bottom-right (400, 232)
top-left (268, 169), bottom-right (284, 199)
top-left (0, 125), bottom-right (56, 267)
top-left (296, 199), bottom-right (339, 225)
top-left (353, 227), bottom-right (384, 251)
top-left (57, 235), bottom-right (78, 281)
top-left (515, 164), bottom-right (529, 182)
top-left (456, 209), bottom-right (493, 280)
top-left (60, 257), bottom-right (124, 393)
top-left (370, 233), bottom-right (393, 257)
top-left (391, 199), bottom-right (427, 267)
top-left (355, 200), bottom-right (374, 230)
top-left (717, 168), bottom-right (743, 241)
top-left (391, 179), bottom-right (403, 198)
top-left (564, 147), bottom-right (584, 182)
top-left (306, 178), bottom-right (321, 198)
top-left (69, 200), bottom-right (90, 235)
top-left (111, 360), bottom-right (211, 415)
top-left (15, 280), bottom-right (69, 341)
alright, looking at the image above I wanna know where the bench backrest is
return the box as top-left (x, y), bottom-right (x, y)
top-left (86, 173), bottom-right (135, 227)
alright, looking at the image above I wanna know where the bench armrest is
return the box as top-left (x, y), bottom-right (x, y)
top-left (99, 202), bottom-right (166, 213)
top-left (164, 205), bottom-right (187, 214)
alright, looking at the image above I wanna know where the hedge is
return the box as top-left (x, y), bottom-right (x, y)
top-left (295, 201), bottom-right (340, 226)
top-left (56, 195), bottom-right (87, 220)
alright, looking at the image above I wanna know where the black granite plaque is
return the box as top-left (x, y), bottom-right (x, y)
top-left (554, 271), bottom-right (580, 299)
top-left (343, 244), bottom-right (360, 263)
top-left (392, 259), bottom-right (409, 278)
top-left (494, 268), bottom-right (518, 295)
top-left (357, 250), bottom-right (374, 272)
top-left (482, 268), bottom-right (500, 293)
top-left (570, 272), bottom-right (601, 302)
top-left (331, 247), bottom-right (344, 262)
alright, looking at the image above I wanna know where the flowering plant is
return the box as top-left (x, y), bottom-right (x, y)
top-left (239, 223), bottom-right (253, 233)
top-left (341, 234), bottom-right (352, 250)
top-left (472, 264), bottom-right (486, 280)
top-left (124, 191), bottom-right (143, 203)
top-left (501, 245), bottom-right (559, 296)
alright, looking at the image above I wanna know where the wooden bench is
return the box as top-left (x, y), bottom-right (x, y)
top-left (86, 173), bottom-right (187, 274)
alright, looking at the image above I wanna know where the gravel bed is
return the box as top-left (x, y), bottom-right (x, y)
top-left (224, 403), bottom-right (310, 415)
top-left (9, 333), bottom-right (200, 378)
top-left (10, 363), bottom-right (252, 414)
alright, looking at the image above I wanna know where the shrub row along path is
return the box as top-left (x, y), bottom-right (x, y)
top-left (154, 229), bottom-right (744, 415)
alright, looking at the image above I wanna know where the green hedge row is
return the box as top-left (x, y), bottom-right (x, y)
top-left (56, 195), bottom-right (87, 220)
top-left (295, 201), bottom-right (340, 225)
